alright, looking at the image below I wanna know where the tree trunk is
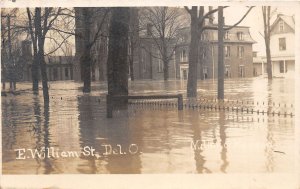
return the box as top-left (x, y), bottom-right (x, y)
top-left (162, 44), bottom-right (169, 81)
top-left (187, 7), bottom-right (199, 98)
top-left (263, 6), bottom-right (272, 79)
top-left (199, 44), bottom-right (204, 80)
top-left (32, 54), bottom-right (39, 93)
top-left (81, 48), bottom-right (92, 92)
top-left (107, 8), bottom-right (130, 107)
top-left (265, 37), bottom-right (272, 79)
top-left (217, 7), bottom-right (224, 100)
top-left (129, 44), bottom-right (135, 81)
top-left (36, 8), bottom-right (49, 102)
top-left (163, 58), bottom-right (169, 81)
top-left (81, 8), bottom-right (92, 93)
top-left (39, 47), bottom-right (49, 102)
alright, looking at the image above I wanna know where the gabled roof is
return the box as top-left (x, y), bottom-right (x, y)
top-left (271, 14), bottom-right (295, 31)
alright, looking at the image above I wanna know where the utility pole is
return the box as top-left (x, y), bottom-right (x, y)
top-left (217, 6), bottom-right (224, 100)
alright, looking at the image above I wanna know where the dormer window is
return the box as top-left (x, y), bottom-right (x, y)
top-left (180, 49), bottom-right (187, 62)
top-left (237, 32), bottom-right (244, 40)
top-left (224, 31), bottom-right (230, 40)
top-left (279, 20), bottom-right (284, 32)
top-left (200, 33), bottom-right (206, 41)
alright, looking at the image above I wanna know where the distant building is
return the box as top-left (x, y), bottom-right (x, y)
top-left (253, 14), bottom-right (295, 77)
top-left (73, 8), bottom-right (255, 81)
top-left (176, 24), bottom-right (255, 80)
top-left (133, 30), bottom-right (177, 80)
top-left (21, 40), bottom-right (74, 81)
top-left (73, 8), bottom-right (109, 82)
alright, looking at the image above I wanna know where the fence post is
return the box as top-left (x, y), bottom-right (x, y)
top-left (107, 94), bottom-right (113, 118)
top-left (178, 94), bottom-right (183, 110)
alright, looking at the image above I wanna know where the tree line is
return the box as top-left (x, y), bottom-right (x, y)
top-left (1, 6), bottom-right (273, 104)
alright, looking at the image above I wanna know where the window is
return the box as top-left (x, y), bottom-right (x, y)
top-left (239, 65), bottom-right (245, 77)
top-left (279, 61), bottom-right (284, 73)
top-left (65, 68), bottom-right (69, 78)
top-left (237, 46), bottom-right (244, 58)
top-left (180, 49), bottom-right (187, 62)
top-left (156, 50), bottom-right (163, 73)
top-left (201, 33), bottom-right (206, 41)
top-left (279, 21), bottom-right (284, 32)
top-left (224, 31), bottom-right (230, 40)
top-left (237, 32), bottom-right (244, 40)
top-left (279, 38), bottom-right (286, 51)
top-left (141, 49), bottom-right (146, 71)
top-left (225, 65), bottom-right (231, 78)
top-left (225, 46), bottom-right (231, 57)
top-left (201, 49), bottom-right (206, 59)
top-left (158, 59), bottom-right (164, 73)
top-left (203, 67), bottom-right (208, 79)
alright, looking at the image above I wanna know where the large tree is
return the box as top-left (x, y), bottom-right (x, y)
top-left (1, 8), bottom-right (24, 91)
top-left (262, 6), bottom-right (273, 79)
top-left (140, 7), bottom-right (184, 80)
top-left (107, 7), bottom-right (130, 106)
top-left (73, 8), bottom-right (109, 92)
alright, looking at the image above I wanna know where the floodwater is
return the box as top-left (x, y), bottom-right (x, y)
top-left (1, 78), bottom-right (295, 174)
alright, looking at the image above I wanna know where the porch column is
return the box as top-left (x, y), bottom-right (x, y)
top-left (283, 60), bottom-right (286, 73)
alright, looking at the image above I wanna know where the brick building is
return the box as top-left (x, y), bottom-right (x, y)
top-left (175, 25), bottom-right (255, 80)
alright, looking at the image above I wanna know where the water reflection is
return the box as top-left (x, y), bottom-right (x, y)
top-left (219, 111), bottom-right (228, 173)
top-left (1, 78), bottom-right (295, 174)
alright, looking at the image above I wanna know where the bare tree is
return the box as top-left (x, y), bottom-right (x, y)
top-left (262, 6), bottom-right (273, 79)
top-left (26, 7), bottom-right (63, 102)
top-left (140, 7), bottom-right (184, 80)
top-left (73, 8), bottom-right (109, 92)
top-left (1, 8), bottom-right (28, 92)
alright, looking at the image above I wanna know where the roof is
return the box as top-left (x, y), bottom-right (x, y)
top-left (271, 14), bottom-right (295, 31)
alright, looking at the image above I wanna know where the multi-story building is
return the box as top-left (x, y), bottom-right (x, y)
top-left (253, 14), bottom-right (295, 77)
top-left (73, 8), bottom-right (256, 81)
top-left (175, 24), bottom-right (255, 80)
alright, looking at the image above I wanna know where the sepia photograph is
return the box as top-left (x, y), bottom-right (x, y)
top-left (0, 1), bottom-right (299, 188)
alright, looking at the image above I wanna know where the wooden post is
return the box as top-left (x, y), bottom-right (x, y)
top-left (178, 94), bottom-right (183, 110)
top-left (218, 7), bottom-right (224, 100)
top-left (107, 94), bottom-right (113, 118)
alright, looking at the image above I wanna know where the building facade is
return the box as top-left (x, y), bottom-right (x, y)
top-left (175, 25), bottom-right (255, 80)
top-left (253, 14), bottom-right (295, 78)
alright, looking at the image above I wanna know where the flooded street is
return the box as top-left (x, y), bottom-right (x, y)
top-left (1, 78), bottom-right (295, 174)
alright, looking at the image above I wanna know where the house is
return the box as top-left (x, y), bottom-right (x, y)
top-left (176, 24), bottom-right (255, 80)
top-left (253, 14), bottom-right (295, 77)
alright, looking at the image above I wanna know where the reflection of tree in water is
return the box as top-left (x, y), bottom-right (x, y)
top-left (219, 110), bottom-right (229, 173)
top-left (2, 98), bottom-right (17, 150)
top-left (42, 102), bottom-right (56, 174)
top-left (265, 82), bottom-right (274, 172)
top-left (187, 110), bottom-right (211, 173)
top-left (77, 96), bottom-right (142, 173)
top-left (32, 97), bottom-right (56, 174)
